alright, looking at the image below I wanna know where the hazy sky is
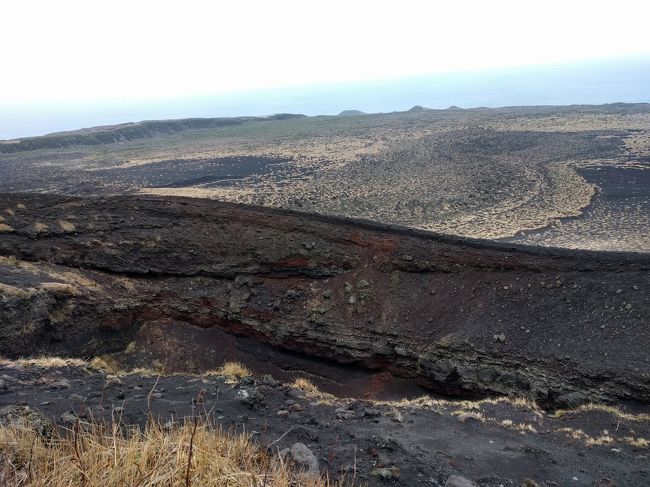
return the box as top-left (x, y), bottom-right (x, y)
top-left (1, 0), bottom-right (649, 105)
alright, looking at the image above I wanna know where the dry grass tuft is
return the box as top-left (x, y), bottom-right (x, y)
top-left (623, 437), bottom-right (649, 448)
top-left (452, 409), bottom-right (485, 422)
top-left (585, 434), bottom-right (614, 446)
top-left (291, 378), bottom-right (321, 394)
top-left (289, 378), bottom-right (337, 404)
top-left (0, 419), bottom-right (331, 486)
top-left (207, 361), bottom-right (252, 380)
top-left (557, 427), bottom-right (589, 441)
top-left (57, 220), bottom-right (76, 232)
top-left (499, 419), bottom-right (538, 434)
top-left (89, 356), bottom-right (114, 372)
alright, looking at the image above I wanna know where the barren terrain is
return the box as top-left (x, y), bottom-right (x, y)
top-left (1, 104), bottom-right (648, 251)
top-left (1, 105), bottom-right (649, 486)
top-left (0, 192), bottom-right (648, 485)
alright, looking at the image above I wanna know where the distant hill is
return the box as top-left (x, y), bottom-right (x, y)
top-left (407, 105), bottom-right (429, 112)
top-left (337, 110), bottom-right (366, 116)
top-left (0, 114), bottom-right (307, 153)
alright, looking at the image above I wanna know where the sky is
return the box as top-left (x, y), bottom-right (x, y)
top-left (2, 0), bottom-right (650, 107)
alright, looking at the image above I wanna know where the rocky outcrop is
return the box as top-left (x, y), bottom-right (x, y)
top-left (0, 193), bottom-right (648, 406)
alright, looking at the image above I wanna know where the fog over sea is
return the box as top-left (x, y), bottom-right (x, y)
top-left (1, 56), bottom-right (648, 140)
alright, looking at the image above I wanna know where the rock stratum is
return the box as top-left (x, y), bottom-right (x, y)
top-left (0, 192), bottom-right (648, 409)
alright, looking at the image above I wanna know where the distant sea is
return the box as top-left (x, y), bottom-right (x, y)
top-left (1, 56), bottom-right (649, 140)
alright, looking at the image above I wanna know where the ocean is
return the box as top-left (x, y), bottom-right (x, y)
top-left (1, 56), bottom-right (648, 140)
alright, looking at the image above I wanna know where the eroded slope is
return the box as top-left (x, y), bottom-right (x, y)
top-left (0, 193), bottom-right (648, 408)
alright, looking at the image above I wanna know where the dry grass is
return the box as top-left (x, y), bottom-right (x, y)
top-left (554, 403), bottom-right (650, 422)
top-left (0, 356), bottom-right (88, 368)
top-left (289, 378), bottom-right (337, 404)
top-left (556, 427), bottom-right (648, 449)
top-left (372, 394), bottom-right (543, 418)
top-left (556, 427), bottom-right (589, 441)
top-left (57, 220), bottom-right (76, 232)
top-left (623, 437), bottom-right (649, 448)
top-left (585, 434), bottom-right (614, 446)
top-left (452, 410), bottom-right (485, 422)
top-left (499, 419), bottom-right (538, 434)
top-left (0, 419), bottom-right (331, 486)
top-left (206, 361), bottom-right (252, 380)
top-left (89, 356), bottom-right (114, 371)
top-left (291, 378), bottom-right (321, 395)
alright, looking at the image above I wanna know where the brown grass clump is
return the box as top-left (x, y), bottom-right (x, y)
top-left (291, 378), bottom-right (321, 395)
top-left (57, 220), bottom-right (76, 232)
top-left (89, 356), bottom-right (114, 372)
top-left (585, 434), bottom-right (614, 446)
top-left (289, 378), bottom-right (337, 404)
top-left (499, 419), bottom-right (538, 434)
top-left (0, 419), bottom-right (330, 486)
top-left (207, 361), bottom-right (251, 380)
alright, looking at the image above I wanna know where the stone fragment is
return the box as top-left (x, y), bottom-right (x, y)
top-left (279, 442), bottom-right (319, 477)
top-left (371, 466), bottom-right (401, 480)
top-left (444, 475), bottom-right (479, 487)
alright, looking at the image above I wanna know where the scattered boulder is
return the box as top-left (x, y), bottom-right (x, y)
top-left (363, 407), bottom-right (380, 418)
top-left (593, 479), bottom-right (617, 487)
top-left (371, 466), bottom-right (401, 480)
top-left (49, 378), bottom-right (71, 389)
top-left (279, 442), bottom-right (319, 477)
top-left (457, 412), bottom-right (483, 423)
top-left (445, 475), bottom-right (479, 487)
top-left (0, 405), bottom-right (53, 437)
top-left (59, 411), bottom-right (78, 424)
top-left (385, 410), bottom-right (404, 423)
top-left (256, 374), bottom-right (278, 387)
top-left (555, 392), bottom-right (584, 409)
top-left (335, 407), bottom-right (355, 420)
top-left (239, 388), bottom-right (265, 409)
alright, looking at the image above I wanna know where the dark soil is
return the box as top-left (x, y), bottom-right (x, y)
top-left (0, 193), bottom-right (648, 408)
top-left (1, 361), bottom-right (648, 486)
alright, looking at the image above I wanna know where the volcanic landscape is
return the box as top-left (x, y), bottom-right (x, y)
top-left (0, 104), bottom-right (649, 486)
